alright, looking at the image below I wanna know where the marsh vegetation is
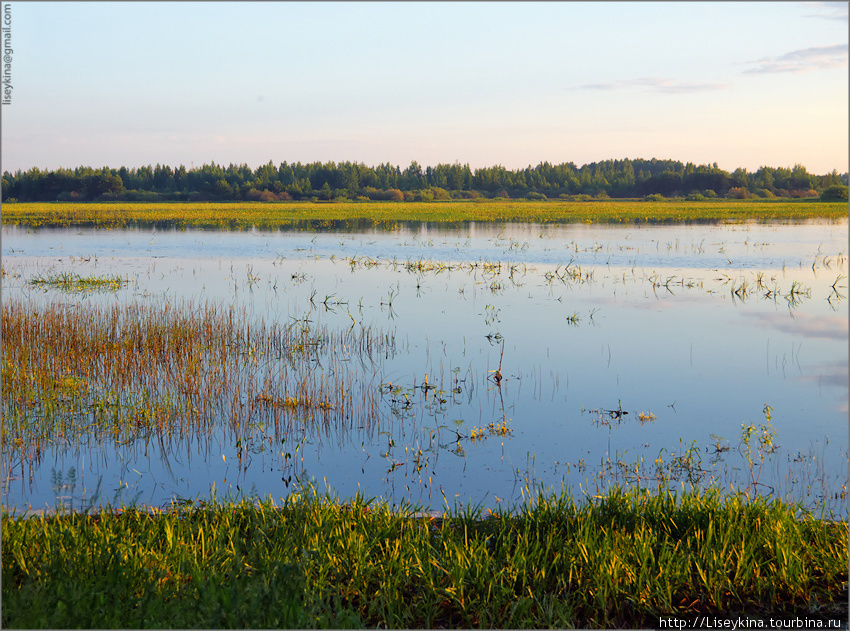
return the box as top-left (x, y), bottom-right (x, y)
top-left (2, 211), bottom-right (847, 626)
top-left (3, 485), bottom-right (847, 628)
top-left (3, 199), bottom-right (848, 230)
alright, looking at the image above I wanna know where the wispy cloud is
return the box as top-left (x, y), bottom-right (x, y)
top-left (803, 1), bottom-right (849, 21)
top-left (744, 312), bottom-right (849, 341)
top-left (573, 77), bottom-right (730, 94)
top-left (743, 44), bottom-right (848, 74)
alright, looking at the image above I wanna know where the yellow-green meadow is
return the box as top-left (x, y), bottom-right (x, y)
top-left (3, 198), bottom-right (847, 229)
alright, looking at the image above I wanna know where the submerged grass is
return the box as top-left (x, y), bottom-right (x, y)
top-left (2, 298), bottom-right (392, 477)
top-left (2, 484), bottom-right (847, 628)
top-left (3, 199), bottom-right (847, 229)
top-left (27, 271), bottom-right (127, 293)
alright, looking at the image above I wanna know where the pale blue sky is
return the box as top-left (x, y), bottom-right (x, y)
top-left (2, 1), bottom-right (847, 175)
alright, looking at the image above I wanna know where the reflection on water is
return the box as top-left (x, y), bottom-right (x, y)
top-left (2, 219), bottom-right (848, 517)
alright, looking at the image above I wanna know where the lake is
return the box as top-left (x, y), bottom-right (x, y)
top-left (2, 219), bottom-right (847, 517)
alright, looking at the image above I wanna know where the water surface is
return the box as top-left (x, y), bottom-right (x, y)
top-left (3, 219), bottom-right (847, 516)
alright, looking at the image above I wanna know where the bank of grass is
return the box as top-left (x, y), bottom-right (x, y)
top-left (2, 198), bottom-right (847, 229)
top-left (3, 485), bottom-right (847, 628)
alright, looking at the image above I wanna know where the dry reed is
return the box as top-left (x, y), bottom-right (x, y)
top-left (2, 298), bottom-right (395, 479)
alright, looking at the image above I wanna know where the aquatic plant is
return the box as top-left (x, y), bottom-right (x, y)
top-left (28, 272), bottom-right (127, 293)
top-left (739, 405), bottom-right (779, 497)
top-left (1, 298), bottom-right (395, 481)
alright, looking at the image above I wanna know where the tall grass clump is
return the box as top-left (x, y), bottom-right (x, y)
top-left (27, 272), bottom-right (127, 293)
top-left (3, 484), bottom-right (847, 628)
top-left (2, 298), bottom-right (394, 478)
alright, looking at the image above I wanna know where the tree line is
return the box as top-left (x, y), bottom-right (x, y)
top-left (2, 158), bottom-right (848, 203)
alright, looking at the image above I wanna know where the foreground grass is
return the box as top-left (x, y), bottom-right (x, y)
top-left (2, 199), bottom-right (847, 229)
top-left (3, 486), bottom-right (847, 628)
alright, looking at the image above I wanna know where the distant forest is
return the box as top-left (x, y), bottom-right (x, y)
top-left (2, 158), bottom-right (848, 203)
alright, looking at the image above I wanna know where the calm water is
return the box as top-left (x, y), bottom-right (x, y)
top-left (2, 219), bottom-right (848, 516)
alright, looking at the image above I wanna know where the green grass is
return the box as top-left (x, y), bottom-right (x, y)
top-left (3, 484), bottom-right (847, 628)
top-left (27, 272), bottom-right (127, 293)
top-left (3, 198), bottom-right (847, 229)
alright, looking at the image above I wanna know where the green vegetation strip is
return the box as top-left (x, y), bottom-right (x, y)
top-left (3, 199), bottom-right (847, 229)
top-left (3, 485), bottom-right (846, 628)
top-left (27, 272), bottom-right (127, 293)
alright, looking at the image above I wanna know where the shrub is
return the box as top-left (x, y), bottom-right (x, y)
top-left (726, 187), bottom-right (751, 199)
top-left (685, 192), bottom-right (706, 201)
top-left (246, 188), bottom-right (278, 202)
top-left (285, 186), bottom-right (304, 200)
top-left (526, 191), bottom-right (547, 200)
top-left (820, 184), bottom-right (849, 202)
top-left (754, 188), bottom-right (775, 199)
top-left (385, 188), bottom-right (404, 202)
top-left (789, 188), bottom-right (819, 198)
top-left (123, 189), bottom-right (163, 202)
top-left (317, 183), bottom-right (333, 201)
top-left (403, 191), bottom-right (415, 202)
top-left (496, 190), bottom-right (509, 198)
top-left (430, 187), bottom-right (450, 201)
top-left (643, 193), bottom-right (664, 202)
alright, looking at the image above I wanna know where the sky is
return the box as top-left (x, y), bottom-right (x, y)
top-left (1, 1), bottom-right (848, 176)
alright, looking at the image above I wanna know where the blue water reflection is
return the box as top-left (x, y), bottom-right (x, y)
top-left (2, 219), bottom-right (847, 517)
